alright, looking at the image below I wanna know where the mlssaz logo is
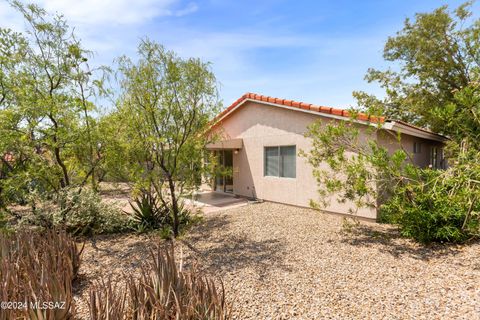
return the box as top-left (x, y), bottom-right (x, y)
top-left (30, 301), bottom-right (66, 310)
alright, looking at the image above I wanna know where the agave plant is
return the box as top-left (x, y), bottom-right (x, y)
top-left (129, 190), bottom-right (168, 232)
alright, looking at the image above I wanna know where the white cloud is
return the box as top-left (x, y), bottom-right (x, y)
top-left (0, 0), bottom-right (386, 108)
top-left (0, 0), bottom-right (198, 27)
top-left (40, 0), bottom-right (175, 25)
top-left (0, 1), bottom-right (24, 31)
top-left (172, 2), bottom-right (198, 17)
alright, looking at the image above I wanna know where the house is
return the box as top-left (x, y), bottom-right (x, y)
top-left (206, 93), bottom-right (448, 219)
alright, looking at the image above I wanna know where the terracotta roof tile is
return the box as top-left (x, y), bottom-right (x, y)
top-left (213, 92), bottom-right (386, 125)
top-left (357, 113), bottom-right (369, 121)
top-left (331, 108), bottom-right (343, 116)
top-left (320, 106), bottom-right (332, 113)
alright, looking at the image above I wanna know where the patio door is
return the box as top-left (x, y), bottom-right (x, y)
top-left (215, 150), bottom-right (233, 193)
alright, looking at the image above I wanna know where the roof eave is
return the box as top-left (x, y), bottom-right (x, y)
top-left (383, 121), bottom-right (448, 142)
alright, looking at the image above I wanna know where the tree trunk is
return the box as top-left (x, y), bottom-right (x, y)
top-left (49, 115), bottom-right (70, 189)
top-left (167, 177), bottom-right (180, 237)
top-left (54, 145), bottom-right (70, 188)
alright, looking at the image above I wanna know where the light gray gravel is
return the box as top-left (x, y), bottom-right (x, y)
top-left (75, 202), bottom-right (480, 319)
top-left (182, 202), bottom-right (480, 319)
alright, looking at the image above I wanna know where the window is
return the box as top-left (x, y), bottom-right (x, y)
top-left (264, 147), bottom-right (279, 176)
top-left (264, 146), bottom-right (296, 178)
top-left (413, 142), bottom-right (422, 154)
top-left (430, 147), bottom-right (438, 169)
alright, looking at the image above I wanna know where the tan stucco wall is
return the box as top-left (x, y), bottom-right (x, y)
top-left (214, 101), bottom-right (377, 219)
top-left (376, 130), bottom-right (445, 168)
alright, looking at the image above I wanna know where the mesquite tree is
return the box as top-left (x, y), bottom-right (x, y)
top-left (116, 40), bottom-right (219, 237)
top-left (0, 1), bottom-right (107, 208)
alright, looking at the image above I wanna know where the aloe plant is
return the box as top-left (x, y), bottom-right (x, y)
top-left (0, 230), bottom-right (83, 320)
top-left (89, 244), bottom-right (232, 319)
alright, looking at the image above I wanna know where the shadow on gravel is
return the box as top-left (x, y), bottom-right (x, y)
top-left (340, 223), bottom-right (464, 261)
top-left (99, 183), bottom-right (131, 199)
top-left (182, 214), bottom-right (291, 280)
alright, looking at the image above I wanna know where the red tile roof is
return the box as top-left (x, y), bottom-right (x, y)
top-left (214, 92), bottom-right (385, 124)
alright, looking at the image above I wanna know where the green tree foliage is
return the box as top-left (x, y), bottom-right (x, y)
top-left (115, 40), bottom-right (219, 237)
top-left (354, 1), bottom-right (480, 141)
top-left (305, 118), bottom-right (480, 243)
top-left (0, 1), bottom-right (108, 208)
top-left (306, 2), bottom-right (480, 243)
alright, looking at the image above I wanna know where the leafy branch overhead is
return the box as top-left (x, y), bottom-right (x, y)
top-left (354, 1), bottom-right (480, 140)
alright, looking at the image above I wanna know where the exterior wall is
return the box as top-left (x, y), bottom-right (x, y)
top-left (376, 130), bottom-right (445, 168)
top-left (214, 101), bottom-right (377, 219)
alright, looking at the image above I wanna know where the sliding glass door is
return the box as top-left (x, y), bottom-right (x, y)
top-left (215, 150), bottom-right (233, 193)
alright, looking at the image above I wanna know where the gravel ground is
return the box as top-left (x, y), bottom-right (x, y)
top-left (74, 202), bottom-right (480, 319)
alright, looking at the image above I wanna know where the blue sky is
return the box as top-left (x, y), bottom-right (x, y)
top-left (0, 0), bottom-right (477, 109)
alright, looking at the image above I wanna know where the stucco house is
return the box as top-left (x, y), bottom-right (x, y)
top-left (206, 93), bottom-right (447, 219)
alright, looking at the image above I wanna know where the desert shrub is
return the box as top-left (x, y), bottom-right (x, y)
top-left (0, 229), bottom-right (83, 319)
top-left (306, 118), bottom-right (480, 243)
top-left (18, 188), bottom-right (131, 235)
top-left (53, 188), bottom-right (131, 235)
top-left (0, 209), bottom-right (9, 232)
top-left (381, 162), bottom-right (480, 243)
top-left (89, 244), bottom-right (232, 320)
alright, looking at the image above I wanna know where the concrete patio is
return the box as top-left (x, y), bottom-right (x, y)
top-left (186, 191), bottom-right (248, 213)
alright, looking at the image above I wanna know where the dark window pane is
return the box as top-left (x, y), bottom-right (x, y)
top-left (280, 146), bottom-right (296, 178)
top-left (265, 147), bottom-right (279, 176)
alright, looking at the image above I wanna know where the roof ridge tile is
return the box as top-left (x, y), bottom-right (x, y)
top-left (214, 92), bottom-right (385, 125)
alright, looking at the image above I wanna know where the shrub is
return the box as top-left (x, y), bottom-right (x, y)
top-left (0, 209), bottom-right (9, 232)
top-left (0, 229), bottom-right (83, 319)
top-left (54, 188), bottom-right (131, 235)
top-left (381, 166), bottom-right (480, 243)
top-left (305, 117), bottom-right (480, 243)
top-left (18, 188), bottom-right (131, 235)
top-left (89, 244), bottom-right (232, 320)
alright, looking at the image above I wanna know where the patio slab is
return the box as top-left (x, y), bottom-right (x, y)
top-left (185, 191), bottom-right (248, 213)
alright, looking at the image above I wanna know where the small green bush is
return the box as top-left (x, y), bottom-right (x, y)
top-left (381, 167), bottom-right (480, 243)
top-left (18, 188), bottom-right (131, 235)
top-left (0, 209), bottom-right (9, 232)
top-left (54, 189), bottom-right (131, 235)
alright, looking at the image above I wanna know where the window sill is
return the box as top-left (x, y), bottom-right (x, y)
top-left (263, 175), bottom-right (296, 180)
